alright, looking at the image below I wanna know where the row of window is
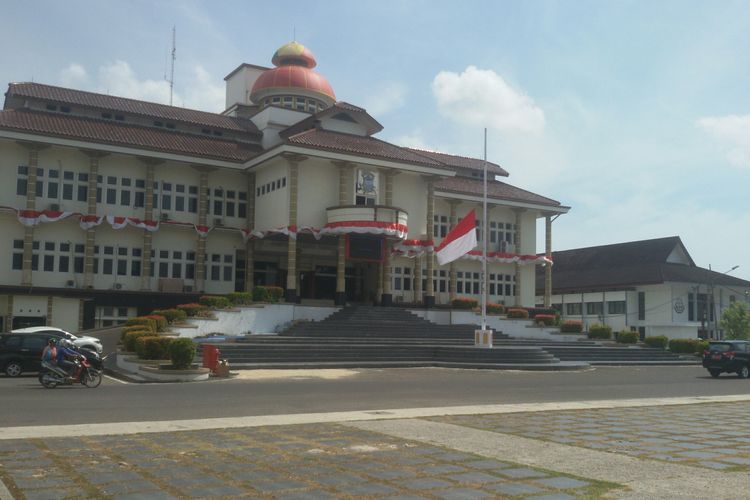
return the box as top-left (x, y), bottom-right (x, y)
top-left (390, 268), bottom-right (516, 298)
top-left (433, 215), bottom-right (516, 250)
top-left (262, 95), bottom-right (325, 113)
top-left (256, 177), bottom-right (287, 197)
top-left (559, 301), bottom-right (627, 316)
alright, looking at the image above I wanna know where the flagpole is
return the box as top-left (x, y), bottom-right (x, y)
top-left (481, 128), bottom-right (488, 332)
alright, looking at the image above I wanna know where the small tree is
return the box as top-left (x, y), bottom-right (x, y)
top-left (720, 302), bottom-right (750, 340)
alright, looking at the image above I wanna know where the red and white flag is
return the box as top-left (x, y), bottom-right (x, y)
top-left (435, 209), bottom-right (478, 266)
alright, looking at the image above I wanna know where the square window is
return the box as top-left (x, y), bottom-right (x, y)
top-left (44, 242), bottom-right (55, 251)
top-left (107, 176), bottom-right (117, 185)
top-left (121, 178), bottom-right (131, 187)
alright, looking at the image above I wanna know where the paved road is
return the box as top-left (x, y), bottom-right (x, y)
top-left (1, 365), bottom-right (747, 427)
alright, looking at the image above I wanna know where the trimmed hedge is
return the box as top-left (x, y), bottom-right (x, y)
top-left (123, 331), bottom-right (153, 352)
top-left (486, 303), bottom-right (506, 314)
top-left (588, 324), bottom-right (612, 340)
top-left (169, 338), bottom-right (196, 369)
top-left (199, 295), bottom-right (231, 309)
top-left (669, 338), bottom-right (701, 354)
top-left (507, 308), bottom-right (530, 319)
top-left (125, 317), bottom-right (157, 333)
top-left (696, 339), bottom-right (710, 354)
top-left (644, 335), bottom-right (669, 349)
top-left (121, 325), bottom-right (153, 341)
top-left (135, 336), bottom-right (174, 360)
top-left (451, 298), bottom-right (478, 310)
top-left (616, 330), bottom-right (639, 344)
top-left (142, 314), bottom-right (167, 332)
top-left (176, 303), bottom-right (210, 317)
top-left (525, 307), bottom-right (558, 318)
top-left (252, 286), bottom-right (284, 303)
top-left (560, 320), bottom-right (583, 333)
top-left (226, 292), bottom-right (253, 306)
top-left (534, 314), bottom-right (556, 326)
top-left (152, 308), bottom-right (187, 324)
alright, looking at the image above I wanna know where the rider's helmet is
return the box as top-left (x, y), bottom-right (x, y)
top-left (58, 339), bottom-right (72, 349)
top-left (48, 338), bottom-right (57, 345)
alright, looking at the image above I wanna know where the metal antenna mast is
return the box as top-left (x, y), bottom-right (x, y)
top-left (168, 26), bottom-right (176, 106)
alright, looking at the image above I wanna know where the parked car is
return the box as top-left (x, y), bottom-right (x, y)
top-left (0, 332), bottom-right (48, 376)
top-left (702, 340), bottom-right (750, 378)
top-left (11, 327), bottom-right (103, 354)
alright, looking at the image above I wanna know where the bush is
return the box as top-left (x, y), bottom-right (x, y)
top-left (696, 339), bottom-right (710, 354)
top-left (451, 298), bottom-right (478, 310)
top-left (266, 286), bottom-right (284, 302)
top-left (669, 338), bottom-right (701, 354)
top-left (486, 303), bottom-right (505, 314)
top-left (123, 331), bottom-right (153, 352)
top-left (199, 295), bottom-right (231, 309)
top-left (588, 324), bottom-right (612, 340)
top-left (176, 303), bottom-right (210, 317)
top-left (124, 317), bottom-right (157, 333)
top-left (143, 314), bottom-right (168, 332)
top-left (135, 336), bottom-right (174, 360)
top-left (560, 320), bottom-right (583, 333)
top-left (169, 338), bottom-right (196, 369)
top-left (120, 325), bottom-right (153, 342)
top-left (525, 307), bottom-right (558, 319)
top-left (644, 335), bottom-right (669, 349)
top-left (152, 308), bottom-right (188, 324)
top-left (226, 292), bottom-right (253, 306)
top-left (616, 330), bottom-right (639, 344)
top-left (507, 308), bottom-right (530, 319)
top-left (534, 314), bottom-right (556, 326)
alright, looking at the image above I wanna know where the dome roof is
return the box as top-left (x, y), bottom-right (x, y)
top-left (251, 41), bottom-right (336, 105)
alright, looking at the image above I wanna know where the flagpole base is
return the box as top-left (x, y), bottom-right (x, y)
top-left (380, 293), bottom-right (393, 306)
top-left (334, 292), bottom-right (346, 306)
top-left (424, 296), bottom-right (435, 308)
top-left (474, 329), bottom-right (493, 348)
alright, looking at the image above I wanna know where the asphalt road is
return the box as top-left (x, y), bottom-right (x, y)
top-left (2, 365), bottom-right (749, 427)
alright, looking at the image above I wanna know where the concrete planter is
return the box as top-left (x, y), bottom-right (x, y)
top-left (138, 365), bottom-right (210, 382)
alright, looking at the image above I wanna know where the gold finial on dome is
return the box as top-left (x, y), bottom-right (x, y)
top-left (271, 41), bottom-right (317, 69)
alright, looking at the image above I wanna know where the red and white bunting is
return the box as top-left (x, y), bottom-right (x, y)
top-left (392, 239), bottom-right (434, 257)
top-left (17, 209), bottom-right (74, 227)
top-left (79, 214), bottom-right (104, 230)
top-left (106, 216), bottom-right (130, 230)
top-left (318, 221), bottom-right (408, 239)
top-left (105, 216), bottom-right (159, 232)
top-left (194, 224), bottom-right (213, 238)
top-left (463, 250), bottom-right (552, 266)
top-left (239, 226), bottom-right (298, 243)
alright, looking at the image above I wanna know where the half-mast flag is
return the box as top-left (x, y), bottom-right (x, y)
top-left (435, 209), bottom-right (478, 266)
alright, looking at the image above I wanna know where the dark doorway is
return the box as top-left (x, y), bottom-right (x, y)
top-left (12, 316), bottom-right (46, 329)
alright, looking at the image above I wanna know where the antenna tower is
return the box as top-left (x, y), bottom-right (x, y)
top-left (168, 26), bottom-right (176, 106)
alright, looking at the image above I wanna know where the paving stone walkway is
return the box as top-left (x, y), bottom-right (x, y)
top-left (434, 401), bottom-right (750, 472)
top-left (0, 423), bottom-right (613, 499)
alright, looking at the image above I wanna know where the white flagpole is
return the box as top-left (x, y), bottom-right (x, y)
top-left (481, 128), bottom-right (488, 332)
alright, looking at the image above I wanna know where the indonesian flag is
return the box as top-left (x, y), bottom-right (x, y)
top-left (435, 209), bottom-right (478, 266)
top-left (194, 224), bottom-right (213, 238)
top-left (79, 214), bottom-right (104, 230)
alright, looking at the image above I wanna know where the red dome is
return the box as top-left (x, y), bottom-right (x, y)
top-left (251, 65), bottom-right (335, 101)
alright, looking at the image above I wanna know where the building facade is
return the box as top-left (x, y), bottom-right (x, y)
top-left (535, 237), bottom-right (750, 339)
top-left (0, 41), bottom-right (568, 333)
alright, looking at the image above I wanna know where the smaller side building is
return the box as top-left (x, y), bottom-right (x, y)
top-left (535, 236), bottom-right (750, 340)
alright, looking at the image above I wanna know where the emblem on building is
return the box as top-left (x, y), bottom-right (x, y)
top-left (673, 297), bottom-right (685, 314)
top-left (356, 169), bottom-right (378, 196)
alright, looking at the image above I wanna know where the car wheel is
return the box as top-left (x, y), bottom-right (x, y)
top-left (708, 369), bottom-right (721, 378)
top-left (738, 366), bottom-right (750, 379)
top-left (4, 361), bottom-right (23, 377)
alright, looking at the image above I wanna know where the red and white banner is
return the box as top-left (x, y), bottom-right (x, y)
top-left (318, 221), bottom-right (408, 239)
top-left (106, 216), bottom-right (159, 232)
top-left (240, 225), bottom-right (298, 243)
top-left (17, 209), bottom-right (74, 227)
top-left (194, 224), bottom-right (213, 238)
top-left (79, 215), bottom-right (104, 230)
top-left (435, 210), bottom-right (478, 265)
top-left (463, 250), bottom-right (552, 266)
top-left (393, 239), bottom-right (435, 257)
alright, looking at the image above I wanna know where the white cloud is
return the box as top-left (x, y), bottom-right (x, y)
top-left (696, 114), bottom-right (750, 168)
top-left (432, 66), bottom-right (545, 133)
top-left (363, 81), bottom-right (408, 116)
top-left (391, 131), bottom-right (431, 150)
top-left (59, 63), bottom-right (88, 87)
top-left (98, 60), bottom-right (171, 104)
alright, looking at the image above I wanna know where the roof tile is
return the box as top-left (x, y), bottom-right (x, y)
top-left (434, 176), bottom-right (561, 207)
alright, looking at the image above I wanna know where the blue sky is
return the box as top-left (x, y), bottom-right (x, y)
top-left (2, 0), bottom-right (749, 280)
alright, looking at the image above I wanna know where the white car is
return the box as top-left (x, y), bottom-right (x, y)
top-left (11, 327), bottom-right (103, 354)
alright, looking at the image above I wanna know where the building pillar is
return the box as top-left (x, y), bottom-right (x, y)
top-left (414, 256), bottom-right (422, 304)
top-left (140, 161), bottom-right (158, 290)
top-left (376, 262), bottom-right (383, 305)
top-left (514, 208), bottom-right (524, 307)
top-left (81, 151), bottom-right (107, 288)
top-left (380, 170), bottom-right (396, 306)
top-left (448, 200), bottom-right (460, 302)
top-left (244, 172), bottom-right (256, 292)
top-left (544, 214), bottom-right (553, 307)
top-left (6, 295), bottom-right (14, 332)
top-left (46, 296), bottom-right (53, 325)
top-left (334, 162), bottom-right (351, 306)
top-left (284, 155), bottom-right (305, 303)
top-left (78, 299), bottom-right (85, 332)
top-left (19, 143), bottom-right (45, 286)
top-left (424, 177), bottom-right (436, 307)
top-left (194, 167), bottom-right (211, 293)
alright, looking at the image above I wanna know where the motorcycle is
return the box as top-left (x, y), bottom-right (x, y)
top-left (39, 352), bottom-right (102, 389)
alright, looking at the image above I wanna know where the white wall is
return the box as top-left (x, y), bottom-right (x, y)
top-left (51, 297), bottom-right (80, 332)
top-left (297, 158), bottom-right (338, 228)
top-left (392, 172), bottom-right (427, 238)
top-left (254, 160), bottom-right (289, 231)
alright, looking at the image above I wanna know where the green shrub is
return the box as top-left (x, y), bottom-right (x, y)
top-left (588, 323), bottom-right (613, 339)
top-left (486, 303), bottom-right (505, 314)
top-left (135, 336), bottom-right (173, 360)
top-left (507, 308), bottom-right (530, 319)
top-left (152, 308), bottom-right (188, 324)
top-left (124, 317), bottom-right (157, 333)
top-left (252, 287), bottom-right (270, 302)
top-left (199, 295), bottom-right (231, 309)
top-left (266, 286), bottom-right (284, 302)
top-left (560, 320), bottom-right (583, 333)
top-left (120, 326), bottom-right (153, 341)
top-left (226, 292), bottom-right (253, 306)
top-left (143, 314), bottom-right (168, 332)
top-left (696, 339), bottom-right (710, 354)
top-left (644, 335), bottom-right (669, 349)
top-left (669, 338), bottom-right (700, 353)
top-left (525, 307), bottom-right (558, 318)
top-left (534, 314), bottom-right (556, 326)
top-left (176, 303), bottom-right (209, 317)
top-left (616, 330), bottom-right (639, 344)
top-left (169, 338), bottom-right (196, 369)
top-left (451, 298), bottom-right (478, 310)
top-left (123, 331), bottom-right (153, 352)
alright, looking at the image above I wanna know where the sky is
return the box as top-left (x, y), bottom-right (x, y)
top-left (2, 0), bottom-right (749, 280)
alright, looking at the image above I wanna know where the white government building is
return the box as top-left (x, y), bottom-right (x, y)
top-left (0, 41), bottom-right (568, 333)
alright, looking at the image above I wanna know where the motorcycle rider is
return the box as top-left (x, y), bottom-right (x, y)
top-left (56, 339), bottom-right (80, 379)
top-left (41, 338), bottom-right (57, 364)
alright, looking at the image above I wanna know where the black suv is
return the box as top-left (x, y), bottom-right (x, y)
top-left (702, 340), bottom-right (750, 378)
top-left (0, 333), bottom-right (48, 377)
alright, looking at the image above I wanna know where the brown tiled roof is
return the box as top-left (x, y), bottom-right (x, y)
top-left (0, 109), bottom-right (260, 162)
top-left (279, 101), bottom-right (383, 138)
top-left (404, 148), bottom-right (508, 176)
top-left (286, 129), bottom-right (451, 168)
top-left (435, 176), bottom-right (562, 207)
top-left (6, 82), bottom-right (261, 135)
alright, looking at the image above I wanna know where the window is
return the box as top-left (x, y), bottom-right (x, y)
top-left (11, 239), bottom-right (23, 270)
top-left (607, 300), bottom-right (626, 314)
top-left (566, 303), bottom-right (582, 315)
top-left (355, 169), bottom-right (378, 206)
top-left (638, 292), bottom-right (645, 321)
top-left (433, 215), bottom-right (448, 239)
top-left (586, 302), bottom-right (603, 315)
